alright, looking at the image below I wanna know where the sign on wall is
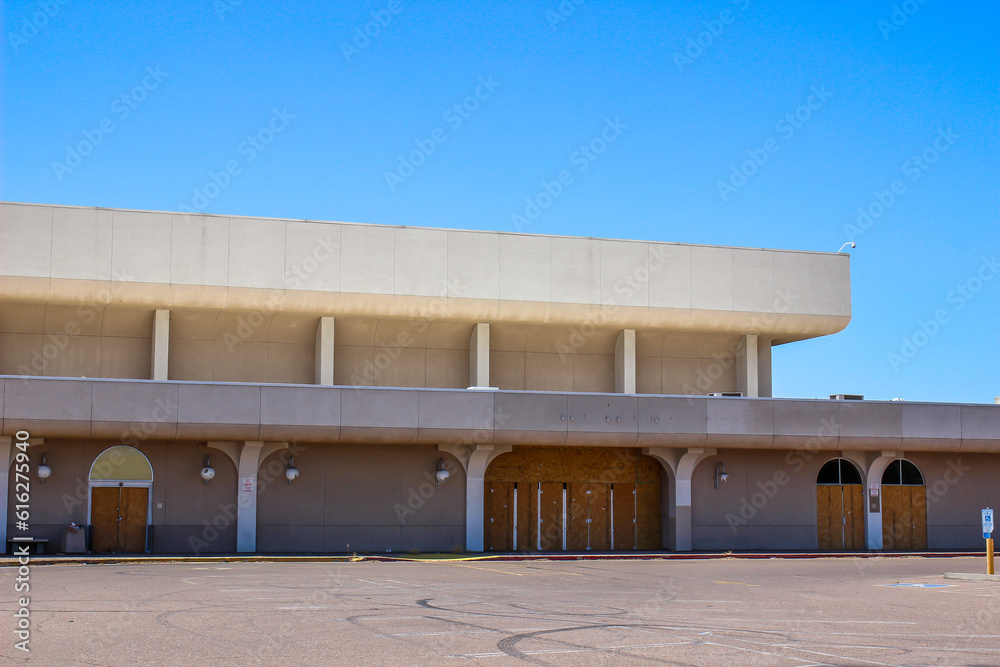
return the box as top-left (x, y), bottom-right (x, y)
top-left (242, 477), bottom-right (254, 493)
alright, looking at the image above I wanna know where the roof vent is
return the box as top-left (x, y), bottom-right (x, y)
top-left (708, 392), bottom-right (743, 397)
top-left (830, 394), bottom-right (864, 400)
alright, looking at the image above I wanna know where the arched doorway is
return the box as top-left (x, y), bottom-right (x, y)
top-left (483, 447), bottom-right (662, 552)
top-left (880, 459), bottom-right (926, 550)
top-left (816, 458), bottom-right (864, 550)
top-left (89, 445), bottom-right (153, 553)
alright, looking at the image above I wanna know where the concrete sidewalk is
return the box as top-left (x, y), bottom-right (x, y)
top-left (0, 549), bottom-right (986, 567)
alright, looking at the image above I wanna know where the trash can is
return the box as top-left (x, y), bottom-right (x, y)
top-left (61, 523), bottom-right (87, 554)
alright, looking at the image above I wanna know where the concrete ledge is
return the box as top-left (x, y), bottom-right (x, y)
top-left (0, 551), bottom-right (984, 567)
top-left (943, 572), bottom-right (1000, 582)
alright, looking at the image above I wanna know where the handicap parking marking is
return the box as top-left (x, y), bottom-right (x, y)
top-left (882, 583), bottom-right (953, 588)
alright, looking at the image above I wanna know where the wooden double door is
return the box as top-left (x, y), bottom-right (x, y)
top-left (817, 484), bottom-right (864, 550)
top-left (91, 486), bottom-right (149, 553)
top-left (881, 485), bottom-right (927, 550)
top-left (484, 447), bottom-right (663, 552)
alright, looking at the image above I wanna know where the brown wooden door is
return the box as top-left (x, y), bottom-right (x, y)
top-left (538, 483), bottom-right (563, 551)
top-left (612, 483), bottom-right (636, 551)
top-left (636, 483), bottom-right (662, 550)
top-left (515, 482), bottom-right (533, 552)
top-left (566, 483), bottom-right (611, 551)
top-left (485, 481), bottom-right (514, 551)
top-left (817, 485), bottom-right (865, 550)
top-left (121, 488), bottom-right (149, 552)
top-left (882, 485), bottom-right (927, 550)
top-left (90, 487), bottom-right (120, 553)
top-left (91, 486), bottom-right (148, 553)
top-left (843, 484), bottom-right (865, 549)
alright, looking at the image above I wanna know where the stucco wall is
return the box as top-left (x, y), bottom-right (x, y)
top-left (690, 449), bottom-right (998, 551)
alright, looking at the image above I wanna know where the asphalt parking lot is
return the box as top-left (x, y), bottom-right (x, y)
top-left (2, 556), bottom-right (998, 665)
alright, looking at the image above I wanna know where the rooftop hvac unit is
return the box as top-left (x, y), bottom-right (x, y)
top-left (708, 392), bottom-right (743, 397)
top-left (830, 394), bottom-right (864, 400)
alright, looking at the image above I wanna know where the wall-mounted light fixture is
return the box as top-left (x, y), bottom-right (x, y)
top-left (714, 462), bottom-right (729, 489)
top-left (200, 455), bottom-right (215, 484)
top-left (285, 457), bottom-right (299, 485)
top-left (837, 242), bottom-right (856, 253)
top-left (435, 459), bottom-right (450, 487)
top-left (37, 454), bottom-right (51, 483)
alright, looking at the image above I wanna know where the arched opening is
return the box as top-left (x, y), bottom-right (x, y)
top-left (880, 459), bottom-right (927, 550)
top-left (88, 445), bottom-right (153, 553)
top-left (816, 458), bottom-right (864, 550)
top-left (483, 447), bottom-right (662, 552)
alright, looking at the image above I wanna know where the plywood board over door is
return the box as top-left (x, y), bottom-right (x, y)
top-left (817, 485), bottom-right (864, 550)
top-left (612, 483), bottom-right (636, 550)
top-left (90, 486), bottom-right (148, 553)
top-left (485, 481), bottom-right (514, 551)
top-left (882, 485), bottom-right (927, 550)
top-left (538, 482), bottom-right (563, 551)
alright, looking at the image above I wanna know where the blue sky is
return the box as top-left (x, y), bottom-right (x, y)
top-left (2, 0), bottom-right (997, 403)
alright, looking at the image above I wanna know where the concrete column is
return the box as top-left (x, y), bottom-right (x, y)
top-left (315, 316), bottom-right (335, 385)
top-left (865, 452), bottom-right (902, 550)
top-left (615, 329), bottom-right (636, 394)
top-left (151, 309), bottom-right (169, 380)
top-left (469, 323), bottom-right (490, 388)
top-left (756, 336), bottom-right (772, 398)
top-left (643, 446), bottom-right (715, 552)
top-left (439, 443), bottom-right (511, 552)
top-left (737, 334), bottom-right (759, 397)
top-left (236, 441), bottom-right (264, 553)
top-left (674, 448), bottom-right (717, 551)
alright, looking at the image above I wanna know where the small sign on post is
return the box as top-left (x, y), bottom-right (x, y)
top-left (983, 508), bottom-right (994, 575)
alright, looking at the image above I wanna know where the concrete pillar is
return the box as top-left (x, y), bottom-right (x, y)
top-left (643, 446), bottom-right (715, 552)
top-left (315, 316), bottom-right (335, 385)
top-left (236, 441), bottom-right (264, 553)
top-left (439, 443), bottom-right (511, 552)
top-left (615, 329), bottom-right (636, 394)
top-left (469, 323), bottom-right (490, 388)
top-left (737, 334), bottom-right (759, 397)
top-left (865, 452), bottom-right (902, 550)
top-left (151, 309), bottom-right (169, 380)
top-left (756, 336), bottom-right (772, 398)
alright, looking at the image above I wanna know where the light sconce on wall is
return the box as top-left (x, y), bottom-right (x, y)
top-left (285, 457), bottom-right (299, 485)
top-left (37, 454), bottom-right (52, 484)
top-left (435, 459), bottom-right (450, 487)
top-left (200, 455), bottom-right (216, 484)
top-left (714, 462), bottom-right (729, 489)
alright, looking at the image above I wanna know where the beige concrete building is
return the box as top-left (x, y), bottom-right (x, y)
top-left (2, 201), bottom-right (997, 554)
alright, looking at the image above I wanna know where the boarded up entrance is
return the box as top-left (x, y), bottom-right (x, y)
top-left (91, 486), bottom-right (149, 553)
top-left (816, 458), bottom-right (865, 550)
top-left (484, 447), bottom-right (662, 552)
top-left (880, 459), bottom-right (927, 551)
top-left (881, 486), bottom-right (927, 550)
